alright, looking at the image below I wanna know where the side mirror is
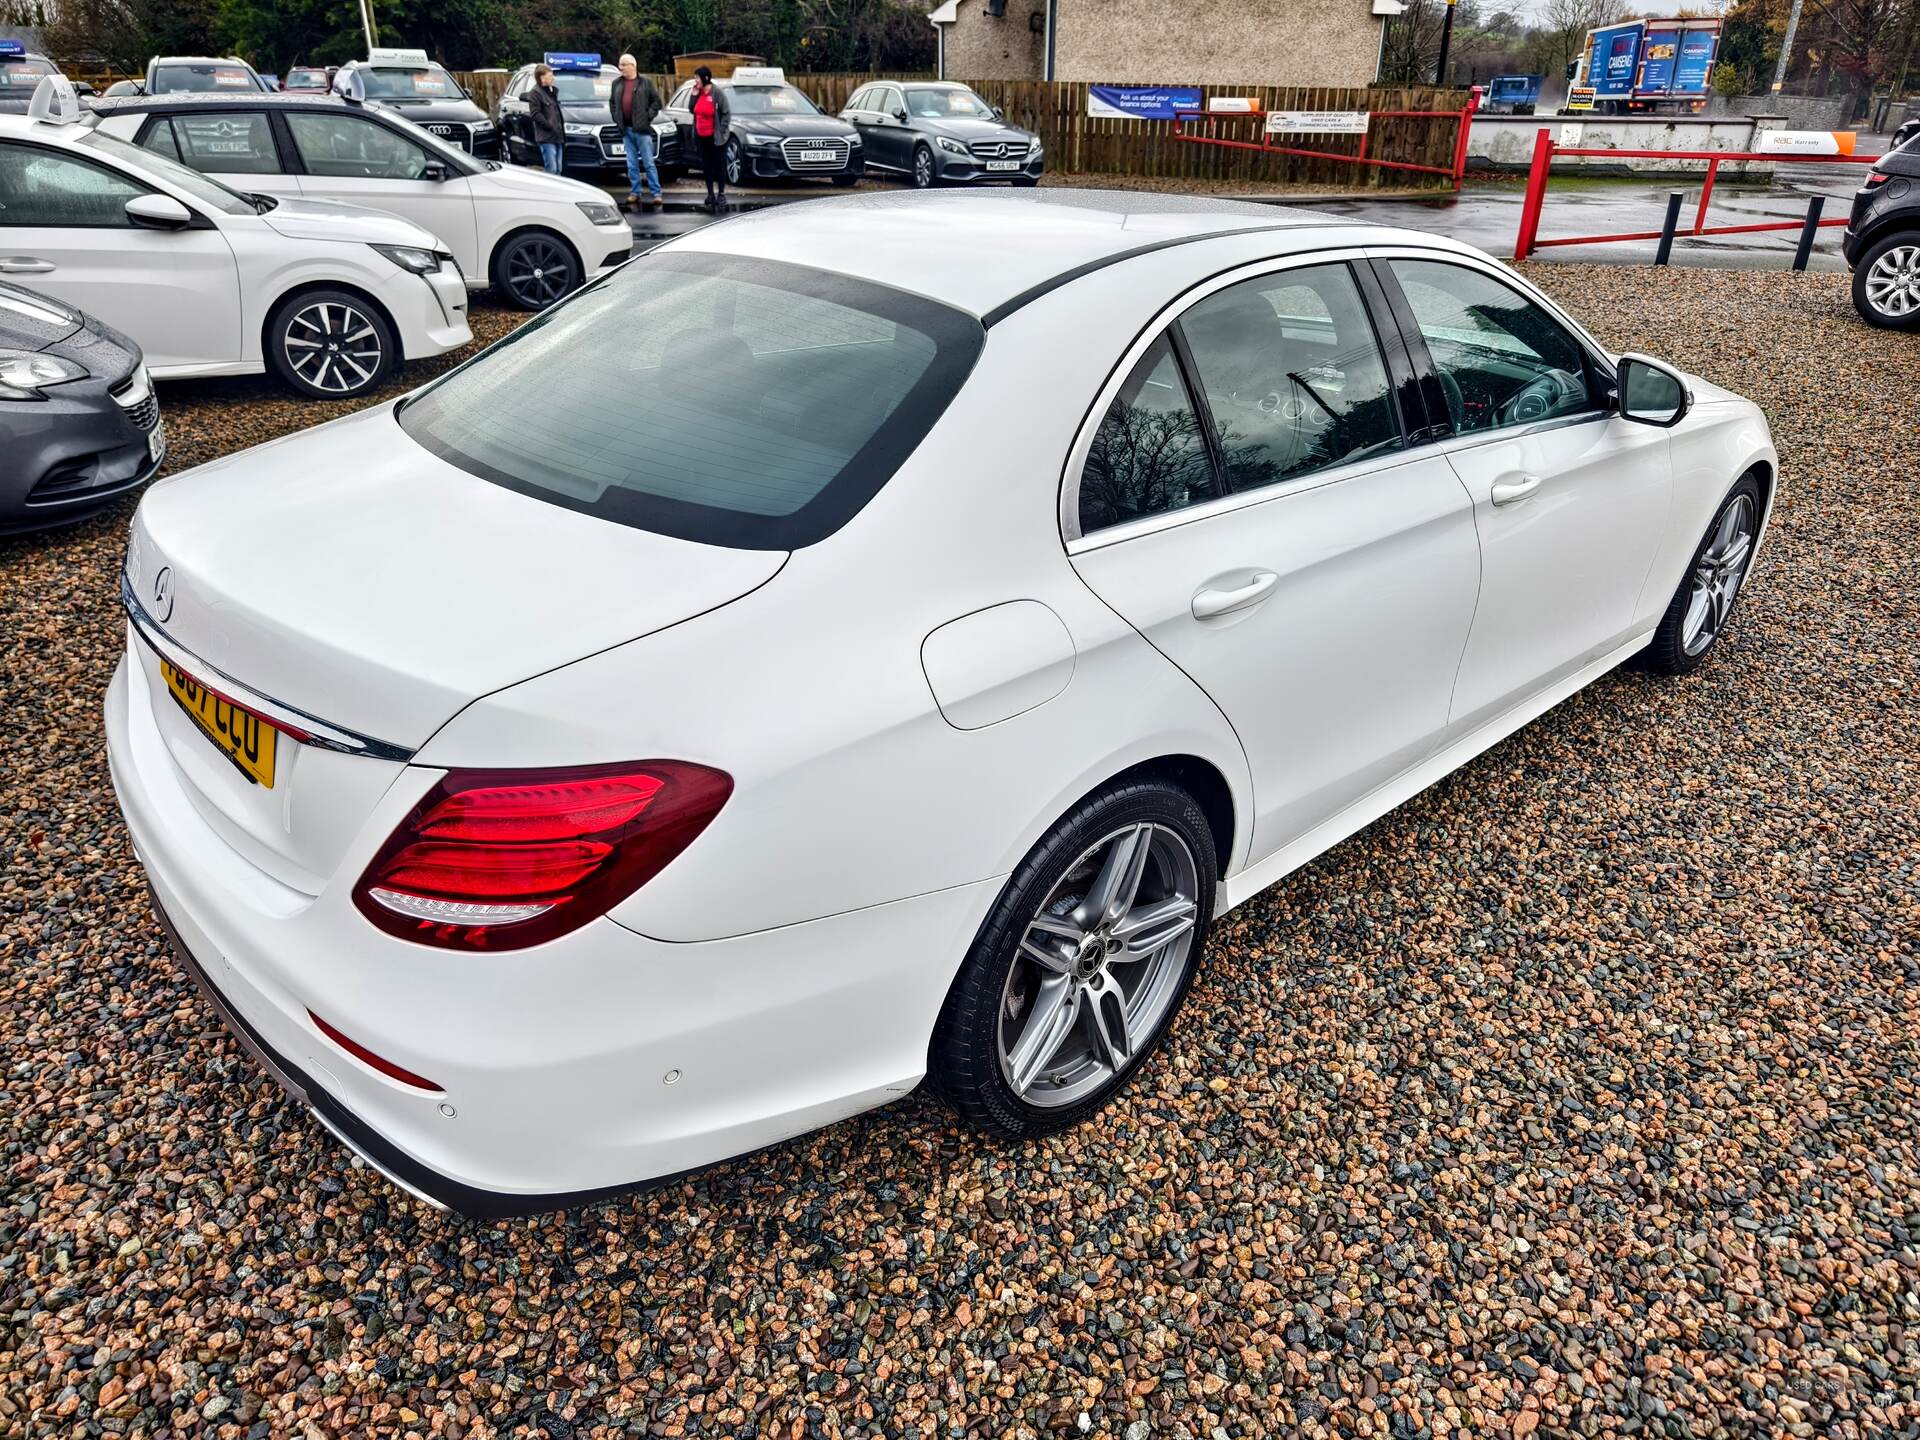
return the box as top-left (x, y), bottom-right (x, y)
top-left (125, 193), bottom-right (194, 230)
top-left (891, 107), bottom-right (908, 122)
top-left (422, 159), bottom-right (451, 181)
top-left (1616, 353), bottom-right (1691, 428)
top-left (73, 82), bottom-right (97, 97)
top-left (992, 105), bottom-right (1005, 121)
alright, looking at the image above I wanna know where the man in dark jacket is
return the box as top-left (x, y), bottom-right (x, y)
top-left (528, 65), bottom-right (565, 174)
top-left (610, 54), bottom-right (663, 208)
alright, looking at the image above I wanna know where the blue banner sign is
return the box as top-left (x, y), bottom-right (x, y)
top-left (545, 52), bottom-right (601, 73)
top-left (0, 40), bottom-right (26, 58)
top-left (1087, 85), bottom-right (1203, 121)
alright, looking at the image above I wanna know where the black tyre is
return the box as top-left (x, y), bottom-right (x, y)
top-left (930, 776), bottom-right (1216, 1139)
top-left (265, 289), bottom-right (395, 400)
top-left (1637, 474), bottom-right (1764, 676)
top-left (911, 144), bottom-right (937, 189)
top-left (490, 230), bottom-right (580, 311)
top-left (1851, 231), bottom-right (1920, 330)
top-left (724, 138), bottom-right (743, 187)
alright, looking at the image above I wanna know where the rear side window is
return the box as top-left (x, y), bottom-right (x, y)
top-left (397, 253), bottom-right (984, 550)
top-left (1078, 335), bottom-right (1218, 534)
top-left (149, 112), bottom-right (282, 174)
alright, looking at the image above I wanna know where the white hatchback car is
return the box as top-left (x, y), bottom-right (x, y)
top-left (3, 79), bottom-right (470, 398)
top-left (107, 191), bottom-right (1778, 1215)
top-left (91, 91), bottom-right (632, 311)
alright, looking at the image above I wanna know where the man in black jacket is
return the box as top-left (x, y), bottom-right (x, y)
top-left (610, 54), bottom-right (663, 208)
top-left (528, 65), bottom-right (565, 174)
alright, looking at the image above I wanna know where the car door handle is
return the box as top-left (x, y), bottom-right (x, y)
top-left (0, 258), bottom-right (55, 274)
top-left (1191, 571), bottom-right (1279, 619)
top-left (1491, 474), bottom-right (1544, 507)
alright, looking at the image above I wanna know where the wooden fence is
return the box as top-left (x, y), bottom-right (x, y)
top-left (454, 71), bottom-right (1469, 190)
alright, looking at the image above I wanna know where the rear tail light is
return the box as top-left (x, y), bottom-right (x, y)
top-left (353, 762), bottom-right (732, 950)
top-left (1864, 170), bottom-right (1892, 187)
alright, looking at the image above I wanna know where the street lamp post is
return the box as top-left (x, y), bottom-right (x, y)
top-left (1772, 0), bottom-right (1804, 93)
top-left (358, 0), bottom-right (378, 52)
top-left (1435, 0), bottom-right (1459, 88)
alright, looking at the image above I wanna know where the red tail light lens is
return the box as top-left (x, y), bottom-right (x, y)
top-left (1865, 170), bottom-right (1892, 187)
top-left (353, 761), bottom-right (732, 950)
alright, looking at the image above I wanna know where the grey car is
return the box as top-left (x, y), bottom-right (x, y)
top-left (840, 81), bottom-right (1041, 189)
top-left (0, 282), bottom-right (164, 535)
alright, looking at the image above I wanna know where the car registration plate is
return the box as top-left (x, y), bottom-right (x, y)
top-left (986, 159), bottom-right (1020, 171)
top-left (798, 149), bottom-right (835, 163)
top-left (160, 657), bottom-right (276, 788)
top-left (147, 419), bottom-right (165, 463)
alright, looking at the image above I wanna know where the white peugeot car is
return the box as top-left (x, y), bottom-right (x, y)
top-left (91, 87), bottom-right (632, 310)
top-left (2, 78), bottom-right (469, 398)
top-left (106, 191), bottom-right (1778, 1215)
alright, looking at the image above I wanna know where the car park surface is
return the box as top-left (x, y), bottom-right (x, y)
top-left (96, 190), bottom-right (1777, 1217)
top-left (3, 261), bottom-right (1917, 1434)
top-left (90, 92), bottom-right (631, 310)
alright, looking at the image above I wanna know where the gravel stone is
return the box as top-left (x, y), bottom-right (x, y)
top-left (2, 270), bottom-right (1917, 1439)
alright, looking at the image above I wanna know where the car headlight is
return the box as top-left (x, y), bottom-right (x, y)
top-left (371, 243), bottom-right (449, 276)
top-left (0, 350), bottom-right (85, 400)
top-left (576, 200), bottom-right (621, 226)
top-left (472, 119), bottom-right (495, 134)
top-left (936, 136), bottom-right (970, 156)
top-left (1027, 137), bottom-right (1043, 157)
top-left (564, 123), bottom-right (596, 137)
top-left (745, 132), bottom-right (778, 147)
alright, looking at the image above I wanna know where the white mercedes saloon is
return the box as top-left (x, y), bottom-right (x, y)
top-left (106, 190), bottom-right (1778, 1215)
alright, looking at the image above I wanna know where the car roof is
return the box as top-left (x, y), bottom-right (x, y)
top-left (149, 57), bottom-right (254, 67)
top-left (90, 92), bottom-right (362, 115)
top-left (669, 188), bottom-right (1379, 320)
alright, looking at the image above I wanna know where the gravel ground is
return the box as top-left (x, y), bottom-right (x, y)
top-left (3, 269), bottom-right (1917, 1440)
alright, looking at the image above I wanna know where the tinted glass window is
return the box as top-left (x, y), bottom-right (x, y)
top-left (908, 87), bottom-right (993, 119)
top-left (361, 66), bottom-right (460, 99)
top-left (286, 111), bottom-right (429, 179)
top-left (554, 71), bottom-right (614, 102)
top-left (160, 111), bottom-right (281, 173)
top-left (729, 85), bottom-right (818, 115)
top-left (1389, 259), bottom-right (1594, 434)
top-left (1178, 264), bottom-right (1403, 494)
top-left (151, 64), bottom-right (262, 94)
top-left (285, 67), bottom-right (329, 89)
top-left (138, 118), bottom-right (184, 163)
top-left (397, 253), bottom-right (984, 550)
top-left (1078, 335), bottom-right (1218, 535)
top-left (846, 87), bottom-right (871, 111)
top-left (76, 129), bottom-right (256, 214)
top-left (0, 143), bottom-right (145, 226)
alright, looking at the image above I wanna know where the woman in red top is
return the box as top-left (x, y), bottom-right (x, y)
top-left (689, 66), bottom-right (733, 212)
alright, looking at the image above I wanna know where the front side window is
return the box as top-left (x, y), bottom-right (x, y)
top-left (1178, 263), bottom-right (1403, 494)
top-left (150, 112), bottom-right (281, 174)
top-left (286, 112), bottom-right (429, 179)
top-left (1388, 259), bottom-right (1595, 435)
top-left (907, 87), bottom-right (993, 119)
top-left (397, 253), bottom-right (984, 550)
top-left (0, 143), bottom-right (146, 226)
top-left (1078, 335), bottom-right (1217, 535)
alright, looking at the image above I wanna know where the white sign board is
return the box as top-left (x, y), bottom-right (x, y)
top-left (730, 66), bottom-right (787, 84)
top-left (368, 47), bottom-right (431, 69)
top-left (1558, 123), bottom-right (1584, 147)
top-left (1756, 129), bottom-right (1842, 155)
top-left (1208, 96), bottom-right (1258, 113)
top-left (1265, 110), bottom-right (1370, 136)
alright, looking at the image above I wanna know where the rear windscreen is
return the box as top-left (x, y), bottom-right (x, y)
top-left (396, 252), bottom-right (983, 550)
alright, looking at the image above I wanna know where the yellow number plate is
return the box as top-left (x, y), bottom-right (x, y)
top-left (160, 657), bottom-right (277, 788)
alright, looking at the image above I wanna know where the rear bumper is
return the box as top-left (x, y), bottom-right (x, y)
top-left (105, 651), bottom-right (997, 1215)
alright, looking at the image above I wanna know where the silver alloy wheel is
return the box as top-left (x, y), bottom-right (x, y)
top-left (282, 300), bottom-right (382, 395)
top-left (997, 822), bottom-right (1201, 1109)
top-left (1681, 492), bottom-right (1756, 656)
top-left (914, 147), bottom-right (935, 188)
top-left (502, 236), bottom-right (574, 308)
top-left (1864, 244), bottom-right (1920, 319)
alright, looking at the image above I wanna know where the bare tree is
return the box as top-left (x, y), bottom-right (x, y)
top-left (1380, 0), bottom-right (1450, 85)
top-left (1531, 0), bottom-right (1634, 83)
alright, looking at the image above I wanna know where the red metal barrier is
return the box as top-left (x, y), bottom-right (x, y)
top-left (1172, 105), bottom-right (1476, 191)
top-left (1512, 128), bottom-right (1883, 261)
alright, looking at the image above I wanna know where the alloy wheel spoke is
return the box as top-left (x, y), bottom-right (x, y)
top-left (1006, 977), bottom-right (1079, 1095)
top-left (1088, 987), bottom-right (1132, 1072)
top-left (1075, 825), bottom-right (1151, 931)
top-left (1018, 935), bottom-right (1075, 976)
top-left (1110, 895), bottom-right (1197, 962)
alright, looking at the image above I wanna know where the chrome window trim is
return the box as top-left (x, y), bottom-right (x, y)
top-left (1058, 241), bottom-right (1622, 553)
top-left (120, 569), bottom-right (415, 762)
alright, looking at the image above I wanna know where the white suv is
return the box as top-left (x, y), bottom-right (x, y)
top-left (92, 91), bottom-right (634, 310)
top-left (2, 79), bottom-right (470, 398)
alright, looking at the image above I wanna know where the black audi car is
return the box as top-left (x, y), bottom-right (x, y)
top-left (335, 49), bottom-right (499, 160)
top-left (661, 69), bottom-right (862, 187)
top-left (496, 56), bottom-right (680, 176)
top-left (1843, 126), bottom-right (1920, 329)
top-left (0, 39), bottom-right (61, 115)
top-left (0, 282), bottom-right (164, 536)
top-left (839, 80), bottom-right (1042, 188)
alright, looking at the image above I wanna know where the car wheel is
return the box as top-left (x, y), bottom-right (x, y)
top-left (1851, 232), bottom-right (1920, 330)
top-left (266, 289), bottom-right (395, 401)
top-left (930, 776), bottom-right (1216, 1139)
top-left (912, 144), bottom-right (937, 189)
top-left (725, 139), bottom-right (743, 187)
top-left (491, 230), bottom-right (580, 312)
top-left (1637, 475), bottom-right (1764, 676)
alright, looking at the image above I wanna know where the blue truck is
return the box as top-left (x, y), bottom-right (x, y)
top-left (1566, 18), bottom-right (1721, 115)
